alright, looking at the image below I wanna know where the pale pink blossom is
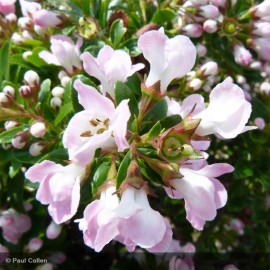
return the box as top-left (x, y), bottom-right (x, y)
top-left (203, 19), bottom-right (218, 33)
top-left (200, 61), bottom-right (218, 76)
top-left (254, 0), bottom-right (270, 18)
top-left (77, 185), bottom-right (172, 252)
top-left (39, 35), bottom-right (82, 74)
top-left (200, 5), bottom-right (220, 19)
top-left (63, 80), bottom-right (131, 166)
top-left (138, 28), bottom-right (196, 92)
top-left (182, 24), bottom-right (204, 38)
top-left (33, 9), bottom-right (62, 27)
top-left (167, 162), bottom-right (233, 230)
top-left (25, 161), bottom-right (86, 224)
top-left (233, 44), bottom-right (252, 66)
top-left (46, 220), bottom-right (62, 239)
top-left (179, 78), bottom-right (255, 139)
top-left (26, 238), bottom-right (43, 253)
top-left (252, 38), bottom-right (270, 61)
top-left (0, 0), bottom-right (16, 15)
top-left (254, 117), bottom-right (266, 130)
top-left (252, 21), bottom-right (270, 37)
top-left (0, 208), bottom-right (31, 244)
top-left (81, 45), bottom-right (144, 98)
top-left (19, 0), bottom-right (41, 17)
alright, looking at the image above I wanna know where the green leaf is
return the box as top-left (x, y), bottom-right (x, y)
top-left (122, 37), bottom-right (142, 57)
top-left (25, 47), bottom-right (48, 67)
top-left (137, 158), bottom-right (162, 184)
top-left (160, 114), bottom-right (182, 130)
top-left (38, 79), bottom-right (51, 102)
top-left (9, 159), bottom-right (22, 178)
top-left (0, 40), bottom-right (11, 84)
top-left (92, 161), bottom-right (111, 195)
top-left (54, 103), bottom-right (73, 125)
top-left (116, 150), bottom-right (131, 189)
top-left (0, 126), bottom-right (28, 144)
top-left (110, 19), bottom-right (127, 47)
top-left (148, 121), bottom-right (162, 139)
top-left (0, 147), bottom-right (12, 164)
top-left (13, 151), bottom-right (40, 164)
top-left (151, 9), bottom-right (177, 24)
top-left (125, 73), bottom-right (141, 97)
top-left (115, 81), bottom-right (139, 116)
top-left (38, 148), bottom-right (68, 163)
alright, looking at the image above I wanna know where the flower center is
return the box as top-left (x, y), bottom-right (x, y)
top-left (80, 117), bottom-right (110, 137)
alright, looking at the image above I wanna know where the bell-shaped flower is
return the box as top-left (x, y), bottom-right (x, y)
top-left (80, 45), bottom-right (144, 98)
top-left (39, 35), bottom-right (82, 74)
top-left (63, 80), bottom-right (131, 166)
top-left (138, 28), bottom-right (196, 93)
top-left (179, 78), bottom-right (255, 139)
top-left (77, 185), bottom-right (172, 252)
top-left (25, 160), bottom-right (86, 224)
top-left (167, 162), bottom-right (234, 230)
top-left (0, 208), bottom-right (31, 244)
top-left (0, 0), bottom-right (16, 15)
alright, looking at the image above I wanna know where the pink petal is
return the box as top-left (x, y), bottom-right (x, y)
top-left (180, 94), bottom-right (205, 118)
top-left (39, 50), bottom-right (61, 66)
top-left (33, 9), bottom-right (62, 27)
top-left (160, 35), bottom-right (197, 92)
top-left (73, 79), bottom-right (115, 116)
top-left (185, 204), bottom-right (206, 231)
top-left (111, 99), bottom-right (131, 151)
top-left (138, 30), bottom-right (168, 86)
top-left (210, 178), bottom-right (227, 209)
top-left (25, 160), bottom-right (62, 183)
top-left (197, 163), bottom-right (234, 178)
top-left (126, 63), bottom-right (145, 78)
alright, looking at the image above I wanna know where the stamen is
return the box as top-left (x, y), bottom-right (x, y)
top-left (80, 130), bottom-right (92, 137)
top-left (103, 118), bottom-right (110, 127)
top-left (96, 128), bottom-right (106, 134)
top-left (89, 119), bottom-right (99, 127)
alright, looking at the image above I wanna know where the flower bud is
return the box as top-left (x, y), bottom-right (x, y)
top-left (254, 0), bottom-right (270, 18)
top-left (236, 75), bottom-right (246, 85)
top-left (11, 132), bottom-right (28, 149)
top-left (34, 25), bottom-right (48, 37)
top-left (52, 86), bottom-right (64, 98)
top-left (233, 44), bottom-right (252, 66)
top-left (58, 70), bottom-right (68, 80)
top-left (182, 24), bottom-right (203, 38)
top-left (189, 78), bottom-right (203, 91)
top-left (18, 17), bottom-right (32, 29)
top-left (19, 85), bottom-right (32, 98)
top-left (22, 30), bottom-right (34, 40)
top-left (24, 70), bottom-right (40, 88)
top-left (30, 122), bottom-right (46, 138)
top-left (3, 85), bottom-right (16, 98)
top-left (46, 221), bottom-right (62, 239)
top-left (60, 76), bottom-right (71, 87)
top-left (23, 51), bottom-right (33, 60)
top-left (203, 19), bottom-right (218, 33)
top-left (29, 142), bottom-right (46, 156)
top-left (0, 92), bottom-right (13, 107)
top-left (4, 120), bottom-right (18, 130)
top-left (200, 5), bottom-right (220, 19)
top-left (11, 32), bottom-right (23, 44)
top-left (200, 61), bottom-right (218, 76)
top-left (5, 13), bottom-right (17, 24)
top-left (250, 61), bottom-right (262, 70)
top-left (50, 97), bottom-right (62, 110)
top-left (259, 81), bottom-right (270, 94)
top-left (196, 44), bottom-right (207, 57)
top-left (26, 238), bottom-right (43, 253)
top-left (254, 117), bottom-right (266, 130)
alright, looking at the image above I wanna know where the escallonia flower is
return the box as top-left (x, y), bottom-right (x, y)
top-left (62, 79), bottom-right (131, 166)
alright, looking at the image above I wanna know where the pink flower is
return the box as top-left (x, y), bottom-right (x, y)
top-left (0, 208), bottom-right (31, 244)
top-left (167, 162), bottom-right (234, 230)
top-left (25, 161), bottom-right (85, 224)
top-left (199, 5), bottom-right (220, 19)
top-left (180, 78), bottom-right (255, 139)
top-left (19, 0), bottom-right (41, 17)
top-left (254, 0), bottom-right (270, 18)
top-left (254, 117), bottom-right (266, 130)
top-left (33, 9), bottom-right (62, 28)
top-left (252, 21), bottom-right (270, 37)
top-left (182, 24), bottom-right (204, 38)
top-left (80, 45), bottom-right (144, 98)
top-left (46, 220), bottom-right (62, 239)
top-left (0, 0), bottom-right (16, 15)
top-left (233, 44), bottom-right (252, 66)
top-left (26, 237), bottom-right (43, 253)
top-left (39, 35), bottom-right (82, 74)
top-left (63, 80), bottom-right (131, 166)
top-left (138, 28), bottom-right (197, 92)
top-left (77, 185), bottom-right (172, 252)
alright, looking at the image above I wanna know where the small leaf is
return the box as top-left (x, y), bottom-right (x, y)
top-left (54, 103), bottom-right (73, 125)
top-left (38, 79), bottom-right (51, 102)
top-left (116, 150), bottom-right (131, 189)
top-left (9, 159), bottom-right (22, 178)
top-left (0, 40), bottom-right (11, 84)
top-left (38, 148), bottom-right (68, 163)
top-left (151, 9), bottom-right (177, 24)
top-left (148, 121), bottom-right (162, 139)
top-left (92, 161), bottom-right (111, 195)
top-left (25, 47), bottom-right (48, 67)
top-left (0, 126), bottom-right (28, 144)
top-left (110, 19), bottom-right (127, 47)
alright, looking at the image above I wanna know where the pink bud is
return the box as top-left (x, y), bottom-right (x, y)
top-left (189, 78), bottom-right (203, 90)
top-left (252, 21), bottom-right (270, 37)
top-left (29, 142), bottom-right (45, 156)
top-left (196, 44), bottom-right (207, 57)
top-left (58, 70), bottom-right (68, 80)
top-left (26, 238), bottom-right (43, 253)
top-left (254, 117), bottom-right (266, 130)
top-left (46, 221), bottom-right (62, 239)
top-left (0, 92), bottom-right (13, 106)
top-left (254, 0), bottom-right (270, 18)
top-left (200, 5), bottom-right (220, 19)
top-left (61, 76), bottom-right (71, 87)
top-left (11, 32), bottom-right (23, 44)
top-left (19, 85), bottom-right (32, 98)
top-left (24, 70), bottom-right (40, 87)
top-left (4, 120), bottom-right (18, 130)
top-left (30, 122), bottom-right (46, 138)
top-left (50, 96), bottom-right (62, 109)
top-left (52, 86), bottom-right (64, 98)
top-left (18, 17), bottom-right (32, 29)
top-left (233, 44), bottom-right (252, 66)
top-left (200, 61), bottom-right (218, 76)
top-left (203, 19), bottom-right (218, 33)
top-left (11, 132), bottom-right (28, 149)
top-left (48, 252), bottom-right (66, 264)
top-left (210, 0), bottom-right (226, 7)
top-left (33, 9), bottom-right (62, 27)
top-left (5, 13), bottom-right (17, 24)
top-left (182, 24), bottom-right (204, 38)
top-left (260, 81), bottom-right (270, 94)
top-left (3, 85), bottom-right (16, 98)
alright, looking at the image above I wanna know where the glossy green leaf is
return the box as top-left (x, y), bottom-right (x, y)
top-left (38, 79), bottom-right (51, 102)
top-left (0, 40), bottom-right (11, 84)
top-left (54, 103), bottom-right (73, 125)
top-left (116, 150), bottom-right (131, 189)
top-left (92, 161), bottom-right (111, 195)
top-left (110, 19), bottom-right (127, 47)
top-left (151, 9), bottom-right (177, 24)
top-left (0, 126), bottom-right (28, 144)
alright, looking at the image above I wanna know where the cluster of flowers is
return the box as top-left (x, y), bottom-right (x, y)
top-left (22, 27), bottom-right (254, 252)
